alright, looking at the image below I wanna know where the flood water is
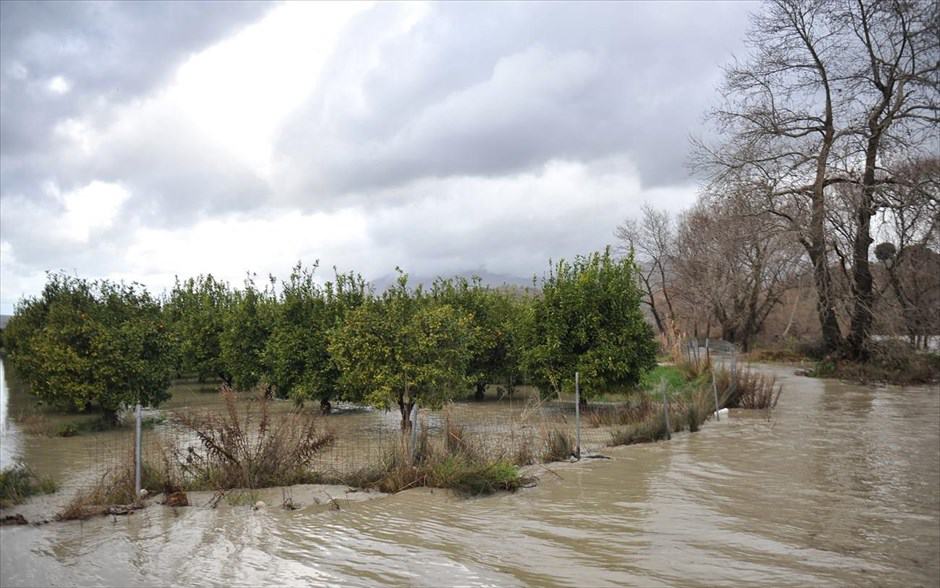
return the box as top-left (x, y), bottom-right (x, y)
top-left (1, 359), bottom-right (938, 587)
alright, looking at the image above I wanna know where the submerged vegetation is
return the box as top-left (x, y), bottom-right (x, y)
top-left (0, 464), bottom-right (57, 508)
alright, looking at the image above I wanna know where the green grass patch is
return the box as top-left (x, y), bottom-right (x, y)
top-left (0, 463), bottom-right (58, 508)
top-left (640, 365), bottom-right (687, 391)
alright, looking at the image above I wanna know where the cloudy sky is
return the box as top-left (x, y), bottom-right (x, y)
top-left (0, 1), bottom-right (756, 313)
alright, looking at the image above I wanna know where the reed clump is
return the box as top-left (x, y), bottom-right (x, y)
top-left (608, 385), bottom-right (713, 446)
top-left (540, 426), bottom-right (575, 462)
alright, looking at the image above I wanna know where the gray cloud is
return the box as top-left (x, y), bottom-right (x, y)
top-left (0, 1), bottom-right (272, 216)
top-left (275, 2), bottom-right (753, 204)
top-left (0, 1), bottom-right (757, 313)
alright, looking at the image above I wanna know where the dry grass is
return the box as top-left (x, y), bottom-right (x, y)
top-left (540, 426), bottom-right (575, 462)
top-left (57, 450), bottom-right (169, 520)
top-left (608, 385), bottom-right (714, 447)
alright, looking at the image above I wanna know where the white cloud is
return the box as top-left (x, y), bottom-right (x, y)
top-left (168, 1), bottom-right (372, 175)
top-left (46, 75), bottom-right (70, 94)
top-left (51, 180), bottom-right (130, 243)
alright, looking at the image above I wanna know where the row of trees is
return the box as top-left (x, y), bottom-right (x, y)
top-left (3, 250), bottom-right (658, 430)
top-left (620, 0), bottom-right (938, 356)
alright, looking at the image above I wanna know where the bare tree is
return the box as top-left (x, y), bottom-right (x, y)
top-left (693, 0), bottom-right (939, 358)
top-left (615, 205), bottom-right (679, 341)
top-left (673, 194), bottom-right (803, 351)
top-left (874, 157), bottom-right (940, 347)
top-left (836, 0), bottom-right (940, 358)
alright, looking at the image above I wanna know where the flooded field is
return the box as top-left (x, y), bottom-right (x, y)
top-left (1, 360), bottom-right (938, 587)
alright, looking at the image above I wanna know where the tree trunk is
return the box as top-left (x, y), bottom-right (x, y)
top-left (474, 382), bottom-right (486, 402)
top-left (319, 398), bottom-right (332, 415)
top-left (847, 135), bottom-right (881, 360)
top-left (102, 408), bottom-right (120, 428)
top-left (398, 398), bottom-right (414, 431)
top-left (805, 240), bottom-right (843, 354)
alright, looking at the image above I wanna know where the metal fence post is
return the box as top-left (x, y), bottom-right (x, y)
top-left (730, 347), bottom-right (737, 400)
top-left (410, 403), bottom-right (418, 463)
top-left (661, 380), bottom-right (671, 441)
top-left (712, 370), bottom-right (721, 421)
top-left (575, 372), bottom-right (581, 460)
top-left (135, 402), bottom-right (142, 499)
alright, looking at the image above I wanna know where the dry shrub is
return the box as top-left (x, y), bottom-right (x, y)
top-left (173, 386), bottom-right (334, 491)
top-left (510, 428), bottom-right (537, 466)
top-left (587, 395), bottom-right (656, 427)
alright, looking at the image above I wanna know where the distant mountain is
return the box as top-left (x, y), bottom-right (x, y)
top-left (369, 270), bottom-right (535, 293)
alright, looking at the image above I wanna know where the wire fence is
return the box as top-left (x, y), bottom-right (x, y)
top-left (9, 389), bottom-right (624, 514)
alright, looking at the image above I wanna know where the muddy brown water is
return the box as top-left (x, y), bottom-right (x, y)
top-left (1, 359), bottom-right (938, 587)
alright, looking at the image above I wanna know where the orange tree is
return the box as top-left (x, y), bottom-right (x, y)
top-left (525, 248), bottom-right (657, 402)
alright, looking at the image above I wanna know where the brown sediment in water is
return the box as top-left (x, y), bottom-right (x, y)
top-left (1, 361), bottom-right (939, 587)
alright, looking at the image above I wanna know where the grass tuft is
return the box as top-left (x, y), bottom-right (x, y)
top-left (0, 463), bottom-right (58, 508)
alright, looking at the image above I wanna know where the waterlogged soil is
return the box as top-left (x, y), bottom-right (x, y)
top-left (1, 361), bottom-right (939, 587)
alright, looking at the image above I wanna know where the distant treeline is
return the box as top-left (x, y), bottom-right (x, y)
top-left (2, 248), bottom-right (658, 430)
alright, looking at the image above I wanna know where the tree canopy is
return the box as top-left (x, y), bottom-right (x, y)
top-left (4, 274), bottom-right (174, 422)
top-left (525, 249), bottom-right (658, 399)
top-left (329, 274), bottom-right (473, 429)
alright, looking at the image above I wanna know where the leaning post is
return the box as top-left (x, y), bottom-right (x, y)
top-left (575, 372), bottom-right (581, 460)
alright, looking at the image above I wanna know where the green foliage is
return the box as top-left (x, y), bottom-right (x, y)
top-left (263, 263), bottom-right (368, 404)
top-left (329, 272), bottom-right (473, 429)
top-left (525, 248), bottom-right (658, 400)
top-left (219, 276), bottom-right (275, 391)
top-left (164, 275), bottom-right (233, 383)
top-left (430, 277), bottom-right (531, 398)
top-left (4, 273), bottom-right (174, 416)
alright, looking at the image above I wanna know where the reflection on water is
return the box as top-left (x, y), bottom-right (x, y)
top-left (0, 359), bottom-right (20, 469)
top-left (1, 361), bottom-right (938, 587)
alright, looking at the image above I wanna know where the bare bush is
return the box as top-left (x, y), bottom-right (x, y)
top-left (173, 386), bottom-right (334, 490)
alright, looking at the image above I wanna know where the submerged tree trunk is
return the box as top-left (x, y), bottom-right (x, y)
top-left (398, 396), bottom-right (415, 431)
top-left (102, 408), bottom-right (120, 428)
top-left (473, 382), bottom-right (486, 402)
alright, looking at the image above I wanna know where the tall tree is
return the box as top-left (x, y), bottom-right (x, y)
top-left (164, 274), bottom-right (233, 383)
top-left (694, 0), bottom-right (939, 357)
top-left (615, 205), bottom-right (679, 341)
